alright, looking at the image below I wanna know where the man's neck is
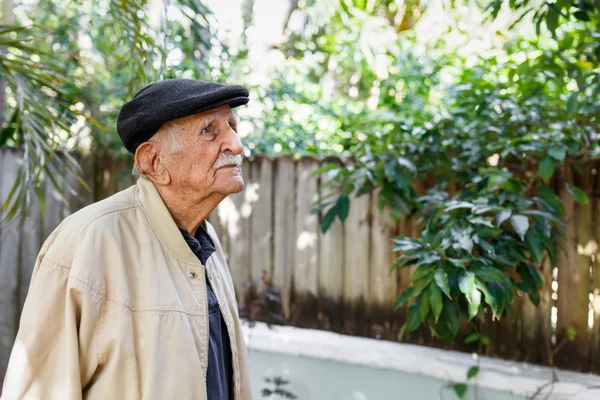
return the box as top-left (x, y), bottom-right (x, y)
top-left (154, 184), bottom-right (225, 236)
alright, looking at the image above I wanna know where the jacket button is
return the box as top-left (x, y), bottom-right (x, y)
top-left (189, 271), bottom-right (198, 279)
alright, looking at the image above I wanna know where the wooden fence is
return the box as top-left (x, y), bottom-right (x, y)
top-left (1, 148), bottom-right (599, 378)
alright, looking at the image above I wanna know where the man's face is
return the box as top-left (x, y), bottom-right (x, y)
top-left (162, 105), bottom-right (244, 198)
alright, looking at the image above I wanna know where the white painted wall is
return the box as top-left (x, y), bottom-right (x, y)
top-left (243, 322), bottom-right (600, 400)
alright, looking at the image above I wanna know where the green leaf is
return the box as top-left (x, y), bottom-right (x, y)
top-left (566, 184), bottom-right (589, 204)
top-left (392, 238), bottom-right (422, 252)
top-left (394, 287), bottom-right (415, 309)
top-left (397, 325), bottom-right (407, 342)
top-left (567, 326), bottom-right (577, 341)
top-left (468, 216), bottom-right (494, 228)
top-left (467, 366), bottom-right (480, 379)
top-left (573, 11), bottom-right (590, 21)
top-left (539, 156), bottom-right (556, 181)
top-left (524, 230), bottom-right (543, 263)
top-left (453, 383), bottom-right (468, 398)
top-left (405, 301), bottom-right (422, 332)
top-left (411, 265), bottom-right (433, 282)
top-left (442, 298), bottom-right (461, 336)
top-left (488, 282), bottom-right (506, 317)
top-left (510, 215), bottom-right (529, 241)
top-left (481, 335), bottom-right (491, 346)
top-left (310, 201), bottom-right (331, 215)
top-left (397, 156), bottom-right (416, 172)
top-left (390, 257), bottom-right (403, 272)
top-left (475, 279), bottom-right (498, 315)
top-left (336, 194), bottom-right (350, 222)
top-left (520, 209), bottom-right (564, 226)
top-left (430, 282), bottom-right (443, 322)
top-left (464, 332), bottom-right (481, 344)
top-left (471, 265), bottom-right (507, 283)
top-left (416, 252), bottom-right (441, 266)
top-left (458, 272), bottom-right (475, 303)
top-left (313, 162), bottom-right (341, 175)
top-left (0, 108), bottom-right (20, 146)
top-left (567, 92), bottom-right (578, 113)
top-left (548, 147), bottom-right (566, 162)
top-left (527, 263), bottom-right (543, 290)
top-left (420, 288), bottom-right (430, 321)
top-left (444, 201), bottom-right (474, 212)
top-left (321, 205), bottom-right (338, 233)
top-left (434, 269), bottom-right (451, 298)
top-left (468, 287), bottom-right (481, 321)
top-left (546, 6), bottom-right (559, 36)
top-left (496, 210), bottom-right (512, 226)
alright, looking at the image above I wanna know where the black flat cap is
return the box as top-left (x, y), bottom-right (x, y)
top-left (117, 78), bottom-right (249, 153)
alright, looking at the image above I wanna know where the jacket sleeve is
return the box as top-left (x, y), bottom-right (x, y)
top-left (2, 256), bottom-right (103, 400)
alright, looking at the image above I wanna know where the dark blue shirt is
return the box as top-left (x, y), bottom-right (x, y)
top-left (180, 227), bottom-right (233, 400)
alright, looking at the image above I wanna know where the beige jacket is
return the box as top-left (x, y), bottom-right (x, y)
top-left (2, 178), bottom-right (252, 400)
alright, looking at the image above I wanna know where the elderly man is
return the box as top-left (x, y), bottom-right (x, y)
top-left (2, 79), bottom-right (252, 399)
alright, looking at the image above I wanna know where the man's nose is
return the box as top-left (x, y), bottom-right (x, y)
top-left (222, 125), bottom-right (243, 155)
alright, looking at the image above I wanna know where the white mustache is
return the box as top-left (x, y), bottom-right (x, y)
top-left (214, 153), bottom-right (243, 169)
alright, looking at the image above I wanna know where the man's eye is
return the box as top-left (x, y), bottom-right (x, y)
top-left (201, 126), bottom-right (211, 134)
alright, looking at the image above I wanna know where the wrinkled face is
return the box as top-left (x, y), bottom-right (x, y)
top-left (161, 105), bottom-right (244, 198)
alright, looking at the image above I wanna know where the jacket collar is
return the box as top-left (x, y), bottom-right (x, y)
top-left (136, 177), bottom-right (200, 264)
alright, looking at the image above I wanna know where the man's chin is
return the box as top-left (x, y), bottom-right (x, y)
top-left (221, 177), bottom-right (244, 195)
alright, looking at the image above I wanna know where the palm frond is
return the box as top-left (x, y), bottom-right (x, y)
top-left (0, 25), bottom-right (84, 224)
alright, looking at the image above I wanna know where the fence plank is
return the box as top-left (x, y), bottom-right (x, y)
top-left (208, 207), bottom-right (230, 262)
top-left (368, 194), bottom-right (398, 340)
top-left (18, 183), bottom-right (42, 318)
top-left (273, 156), bottom-right (295, 319)
top-left (66, 154), bottom-right (96, 214)
top-left (0, 149), bottom-right (22, 378)
top-left (555, 165), bottom-right (592, 371)
top-left (343, 193), bottom-right (371, 336)
top-left (291, 157), bottom-right (319, 328)
top-left (43, 173), bottom-right (66, 242)
top-left (250, 156), bottom-right (273, 282)
top-left (95, 154), bottom-right (114, 201)
top-left (591, 165), bottom-right (600, 373)
top-left (318, 159), bottom-right (344, 333)
top-left (115, 157), bottom-right (134, 192)
top-left (520, 256), bottom-right (553, 365)
top-left (226, 160), bottom-right (252, 298)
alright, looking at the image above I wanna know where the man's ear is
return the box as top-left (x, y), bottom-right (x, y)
top-left (134, 142), bottom-right (171, 185)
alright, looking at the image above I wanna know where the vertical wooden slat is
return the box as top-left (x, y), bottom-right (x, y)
top-left (81, 154), bottom-right (97, 210)
top-left (520, 256), bottom-right (553, 365)
top-left (493, 293), bottom-right (521, 360)
top-left (342, 192), bottom-right (371, 336)
top-left (226, 160), bottom-right (252, 298)
top-left (0, 149), bottom-right (22, 377)
top-left (95, 154), bottom-right (114, 201)
top-left (115, 156), bottom-right (134, 193)
top-left (291, 157), bottom-right (319, 328)
top-left (555, 165), bottom-right (592, 371)
top-left (43, 172), bottom-right (65, 242)
top-left (18, 180), bottom-right (42, 317)
top-left (590, 165), bottom-right (600, 373)
top-left (250, 156), bottom-right (273, 282)
top-left (318, 158), bottom-right (344, 332)
top-left (209, 207), bottom-right (229, 262)
top-left (273, 156), bottom-right (295, 319)
top-left (368, 192), bottom-right (398, 340)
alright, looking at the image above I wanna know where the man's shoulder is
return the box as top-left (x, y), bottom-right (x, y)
top-left (68, 184), bottom-right (140, 228)
top-left (45, 185), bottom-right (142, 266)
